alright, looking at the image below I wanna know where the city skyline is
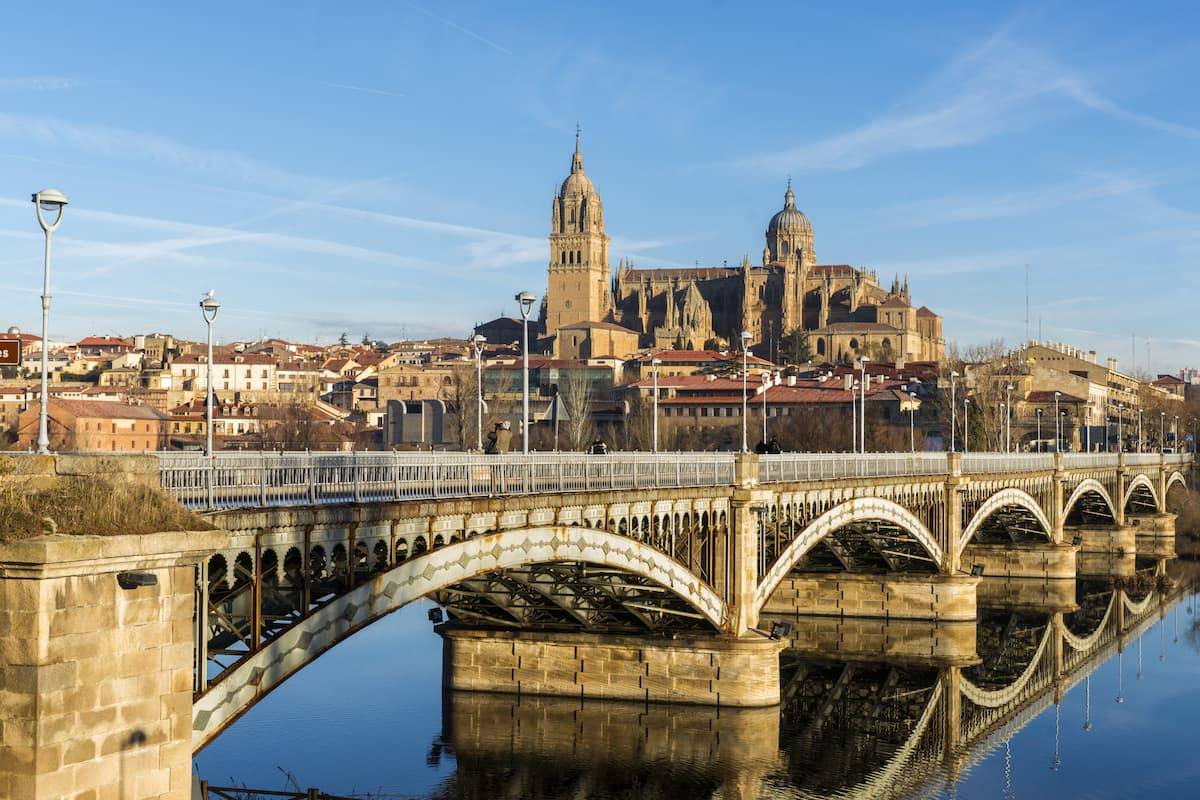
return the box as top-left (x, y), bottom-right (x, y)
top-left (1, 2), bottom-right (1198, 372)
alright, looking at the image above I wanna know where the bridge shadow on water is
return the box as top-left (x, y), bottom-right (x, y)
top-left (195, 555), bottom-right (1200, 800)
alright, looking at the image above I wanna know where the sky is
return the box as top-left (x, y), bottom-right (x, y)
top-left (0, 1), bottom-right (1198, 372)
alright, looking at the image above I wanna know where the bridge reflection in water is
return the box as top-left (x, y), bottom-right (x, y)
top-left (417, 563), bottom-right (1191, 800)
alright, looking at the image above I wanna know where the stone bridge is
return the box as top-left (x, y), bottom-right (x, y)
top-left (0, 449), bottom-right (1190, 799)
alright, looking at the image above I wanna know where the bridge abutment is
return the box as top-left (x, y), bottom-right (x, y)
top-left (0, 531), bottom-right (224, 800)
top-left (439, 626), bottom-right (784, 707)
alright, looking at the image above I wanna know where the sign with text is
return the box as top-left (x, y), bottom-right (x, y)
top-left (0, 339), bottom-right (21, 367)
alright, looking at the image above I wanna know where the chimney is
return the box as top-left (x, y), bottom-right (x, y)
top-left (1107, 357), bottom-right (1118, 372)
top-left (787, 375), bottom-right (796, 386)
top-left (843, 374), bottom-right (853, 391)
top-left (1088, 350), bottom-right (1097, 364)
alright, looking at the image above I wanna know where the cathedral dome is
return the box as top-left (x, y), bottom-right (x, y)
top-left (766, 181), bottom-right (812, 235)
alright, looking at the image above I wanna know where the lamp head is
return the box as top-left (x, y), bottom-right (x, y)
top-left (32, 188), bottom-right (68, 231)
top-left (950, 370), bottom-right (959, 378)
top-left (515, 291), bottom-right (536, 319)
top-left (740, 330), bottom-right (752, 342)
top-left (6, 326), bottom-right (18, 336)
top-left (200, 290), bottom-right (220, 321)
top-left (651, 358), bottom-right (662, 367)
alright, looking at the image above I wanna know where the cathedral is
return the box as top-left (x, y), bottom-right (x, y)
top-left (543, 134), bottom-right (944, 364)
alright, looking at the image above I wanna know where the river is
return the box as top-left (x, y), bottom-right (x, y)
top-left (194, 562), bottom-right (1200, 799)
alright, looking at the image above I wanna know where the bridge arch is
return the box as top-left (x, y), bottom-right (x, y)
top-left (193, 526), bottom-right (725, 750)
top-left (958, 488), bottom-right (1053, 558)
top-left (1166, 470), bottom-right (1187, 497)
top-left (1063, 478), bottom-right (1118, 524)
top-left (755, 497), bottom-right (943, 610)
top-left (1123, 474), bottom-right (1159, 513)
top-left (960, 613), bottom-right (1054, 708)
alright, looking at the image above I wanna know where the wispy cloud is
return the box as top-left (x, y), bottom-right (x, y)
top-left (887, 171), bottom-right (1168, 228)
top-left (0, 77), bottom-right (84, 91)
top-left (318, 81), bottom-right (404, 98)
top-left (407, 3), bottom-right (511, 55)
top-left (738, 27), bottom-right (1200, 173)
top-left (0, 112), bottom-right (322, 189)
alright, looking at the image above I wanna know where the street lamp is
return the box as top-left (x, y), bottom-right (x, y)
top-left (740, 331), bottom-right (752, 453)
top-left (1053, 391), bottom-right (1061, 453)
top-left (1160, 411), bottom-right (1166, 453)
top-left (470, 334), bottom-right (486, 451)
top-left (651, 357), bottom-right (662, 453)
top-left (31, 188), bottom-right (68, 454)
top-left (999, 401), bottom-right (1006, 451)
top-left (1061, 410), bottom-right (1067, 451)
top-left (1036, 408), bottom-right (1043, 452)
top-left (199, 291), bottom-right (220, 456)
top-left (515, 291), bottom-right (536, 454)
top-left (1005, 383), bottom-right (1013, 453)
top-left (949, 371), bottom-right (959, 452)
top-left (908, 391), bottom-right (917, 452)
top-left (1138, 407), bottom-right (1144, 453)
top-left (860, 357), bottom-right (869, 453)
top-left (1174, 415), bottom-right (1179, 451)
top-left (963, 397), bottom-right (970, 454)
top-left (762, 371), bottom-right (773, 444)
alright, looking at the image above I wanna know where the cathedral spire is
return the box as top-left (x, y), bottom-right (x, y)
top-left (571, 124), bottom-right (584, 174)
top-left (784, 175), bottom-right (795, 209)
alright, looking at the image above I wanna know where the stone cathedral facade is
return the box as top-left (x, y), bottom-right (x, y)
top-left (543, 136), bottom-right (944, 364)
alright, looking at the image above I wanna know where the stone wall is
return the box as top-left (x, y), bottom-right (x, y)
top-left (960, 542), bottom-right (1077, 579)
top-left (440, 626), bottom-right (783, 707)
top-left (762, 573), bottom-right (978, 622)
top-left (0, 530), bottom-right (225, 800)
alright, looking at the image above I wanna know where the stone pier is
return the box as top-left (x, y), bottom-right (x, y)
top-left (1068, 524), bottom-right (1136, 553)
top-left (1128, 511), bottom-right (1177, 537)
top-left (761, 572), bottom-right (979, 622)
top-left (961, 542), bottom-right (1077, 580)
top-left (439, 626), bottom-right (785, 707)
top-left (0, 531), bottom-right (224, 800)
top-left (762, 612), bottom-right (977, 667)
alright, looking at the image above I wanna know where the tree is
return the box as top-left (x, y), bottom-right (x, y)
top-left (557, 368), bottom-right (595, 451)
top-left (440, 364), bottom-right (479, 450)
top-left (337, 332), bottom-right (349, 347)
top-left (361, 333), bottom-right (372, 347)
top-left (941, 339), bottom-right (1010, 451)
top-left (780, 327), bottom-right (811, 366)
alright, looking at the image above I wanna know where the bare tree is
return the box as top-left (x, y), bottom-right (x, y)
top-left (440, 364), bottom-right (478, 450)
top-left (557, 367), bottom-right (594, 451)
top-left (939, 339), bottom-right (1010, 451)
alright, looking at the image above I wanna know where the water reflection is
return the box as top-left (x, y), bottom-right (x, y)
top-left (196, 560), bottom-right (1200, 799)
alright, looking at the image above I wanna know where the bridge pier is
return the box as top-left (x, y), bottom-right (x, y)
top-left (1067, 524), bottom-right (1136, 554)
top-left (960, 542), bottom-right (1077, 580)
top-left (762, 612), bottom-right (977, 666)
top-left (0, 531), bottom-right (224, 800)
top-left (1127, 511), bottom-right (1177, 537)
top-left (439, 626), bottom-right (784, 707)
top-left (761, 572), bottom-right (979, 622)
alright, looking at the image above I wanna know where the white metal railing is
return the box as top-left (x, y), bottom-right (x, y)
top-left (961, 453), bottom-right (1055, 474)
top-left (157, 451), bottom-right (736, 511)
top-left (758, 453), bottom-right (949, 483)
top-left (152, 450), bottom-right (1192, 511)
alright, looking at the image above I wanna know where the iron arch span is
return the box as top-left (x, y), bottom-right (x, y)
top-left (958, 488), bottom-right (1053, 558)
top-left (1123, 474), bottom-right (1160, 514)
top-left (192, 526), bottom-right (726, 751)
top-left (755, 497), bottom-right (943, 610)
top-left (1063, 479), bottom-right (1118, 525)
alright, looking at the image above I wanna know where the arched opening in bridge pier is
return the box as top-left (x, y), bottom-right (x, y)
top-left (1065, 488), bottom-right (1116, 527)
top-left (786, 519), bottom-right (939, 575)
top-left (968, 504), bottom-right (1051, 547)
top-left (777, 658), bottom-right (941, 796)
top-left (432, 561), bottom-right (721, 635)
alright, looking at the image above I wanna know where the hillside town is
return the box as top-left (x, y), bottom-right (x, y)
top-left (0, 324), bottom-right (1193, 454)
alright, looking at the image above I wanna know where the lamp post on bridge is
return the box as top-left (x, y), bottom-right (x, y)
top-left (1036, 408), bottom-right (1043, 452)
top-left (32, 188), bottom-right (68, 455)
top-left (761, 370), bottom-right (773, 444)
top-left (515, 291), bottom-right (536, 454)
top-left (999, 402), bottom-right (1006, 451)
top-left (1160, 411), bottom-right (1167, 454)
top-left (963, 397), bottom-right (970, 454)
top-left (1174, 415), bottom-right (1179, 451)
top-left (1061, 410), bottom-right (1067, 452)
top-left (200, 291), bottom-right (220, 457)
top-left (860, 357), bottom-right (869, 453)
top-left (651, 357), bottom-right (662, 453)
top-left (1054, 391), bottom-right (1062, 453)
top-left (739, 330), bottom-right (752, 453)
top-left (1005, 383), bottom-right (1013, 453)
top-left (1138, 407), bottom-right (1144, 453)
top-left (470, 334), bottom-right (486, 451)
top-left (949, 370), bottom-right (959, 452)
top-left (908, 391), bottom-right (917, 452)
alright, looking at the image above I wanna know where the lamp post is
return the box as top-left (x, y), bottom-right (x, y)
top-left (31, 188), bottom-right (68, 454)
top-left (1174, 415), bottom-right (1179, 451)
top-left (1160, 411), bottom-right (1166, 453)
top-left (999, 402), bottom-right (1006, 451)
top-left (199, 291), bottom-right (220, 456)
top-left (471, 334), bottom-right (486, 451)
top-left (651, 357), bottom-right (662, 453)
top-left (949, 370), bottom-right (959, 452)
top-left (1115, 402), bottom-right (1123, 453)
top-left (1061, 410), bottom-right (1067, 452)
top-left (963, 397), bottom-right (970, 454)
top-left (1005, 383), bottom-right (1013, 453)
top-left (1036, 408), bottom-right (1043, 452)
top-left (851, 378), bottom-right (858, 453)
top-left (1054, 391), bottom-right (1061, 452)
top-left (1138, 408), bottom-right (1143, 452)
top-left (762, 371), bottom-right (772, 444)
top-left (860, 357), bottom-right (869, 453)
top-left (740, 331), bottom-right (752, 453)
top-left (908, 391), bottom-right (917, 452)
top-left (515, 291), bottom-right (536, 453)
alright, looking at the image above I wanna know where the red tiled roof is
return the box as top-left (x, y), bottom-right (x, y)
top-left (47, 398), bottom-right (166, 420)
top-left (77, 336), bottom-right (131, 347)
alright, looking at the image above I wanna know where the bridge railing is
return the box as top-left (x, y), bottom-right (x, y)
top-left (157, 451), bottom-right (737, 510)
top-left (1064, 453), bottom-right (1118, 469)
top-left (1125, 452), bottom-right (1163, 466)
top-left (961, 453), bottom-right (1054, 474)
top-left (758, 452), bottom-right (949, 483)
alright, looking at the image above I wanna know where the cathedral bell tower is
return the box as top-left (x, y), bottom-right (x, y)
top-left (765, 179), bottom-right (815, 332)
top-left (546, 129), bottom-right (612, 337)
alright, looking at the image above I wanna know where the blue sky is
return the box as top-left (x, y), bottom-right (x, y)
top-left (1, 2), bottom-right (1198, 372)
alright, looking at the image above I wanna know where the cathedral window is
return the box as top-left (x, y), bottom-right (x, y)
top-left (561, 251), bottom-right (567, 265)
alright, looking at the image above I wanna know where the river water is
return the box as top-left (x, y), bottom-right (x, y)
top-left (194, 562), bottom-right (1200, 799)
